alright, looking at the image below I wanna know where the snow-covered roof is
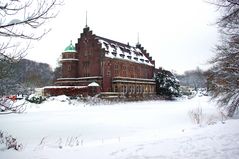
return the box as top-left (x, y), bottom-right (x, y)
top-left (57, 76), bottom-right (103, 81)
top-left (96, 36), bottom-right (154, 66)
top-left (60, 58), bottom-right (79, 62)
top-left (44, 86), bottom-right (87, 89)
top-left (88, 82), bottom-right (100, 87)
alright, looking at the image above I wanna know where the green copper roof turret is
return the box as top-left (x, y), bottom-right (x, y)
top-left (64, 41), bottom-right (76, 52)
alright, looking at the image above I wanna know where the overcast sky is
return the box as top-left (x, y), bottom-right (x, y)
top-left (26, 0), bottom-right (219, 74)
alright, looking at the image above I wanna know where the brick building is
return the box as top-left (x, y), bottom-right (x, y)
top-left (55, 26), bottom-right (156, 96)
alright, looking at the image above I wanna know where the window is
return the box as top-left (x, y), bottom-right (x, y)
top-left (122, 65), bottom-right (126, 70)
top-left (144, 68), bottom-right (148, 78)
top-left (127, 55), bottom-right (132, 59)
top-left (126, 49), bottom-right (131, 54)
top-left (134, 66), bottom-right (139, 78)
top-left (110, 44), bottom-right (116, 49)
top-left (83, 61), bottom-right (90, 77)
top-left (68, 65), bottom-right (71, 71)
top-left (122, 65), bottom-right (127, 76)
top-left (121, 85), bottom-right (127, 93)
top-left (114, 64), bottom-right (119, 75)
top-left (132, 86), bottom-right (135, 93)
top-left (84, 50), bottom-right (88, 56)
top-left (119, 54), bottom-right (125, 58)
top-left (129, 65), bottom-right (133, 77)
top-left (112, 52), bottom-right (117, 56)
top-left (136, 86), bottom-right (139, 93)
top-left (114, 85), bottom-right (118, 92)
top-left (107, 70), bottom-right (111, 77)
top-left (103, 42), bottom-right (109, 49)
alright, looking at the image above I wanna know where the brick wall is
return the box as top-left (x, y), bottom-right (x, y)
top-left (44, 86), bottom-right (101, 97)
top-left (76, 27), bottom-right (102, 78)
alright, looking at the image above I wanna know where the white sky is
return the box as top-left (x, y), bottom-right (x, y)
top-left (26, 0), bottom-right (219, 74)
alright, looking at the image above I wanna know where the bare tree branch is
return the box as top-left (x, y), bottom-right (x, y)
top-left (208, 0), bottom-right (239, 117)
top-left (0, 0), bottom-right (63, 95)
top-left (227, 0), bottom-right (239, 5)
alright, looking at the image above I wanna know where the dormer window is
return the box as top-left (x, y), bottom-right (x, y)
top-left (126, 49), bottom-right (131, 54)
top-left (103, 42), bottom-right (109, 49)
top-left (134, 52), bottom-right (139, 56)
top-left (119, 54), bottom-right (125, 58)
top-left (127, 55), bottom-right (132, 59)
top-left (111, 44), bottom-right (116, 49)
top-left (134, 57), bottom-right (138, 61)
top-left (112, 52), bottom-right (117, 56)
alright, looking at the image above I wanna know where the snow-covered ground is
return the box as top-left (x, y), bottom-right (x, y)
top-left (0, 95), bottom-right (239, 159)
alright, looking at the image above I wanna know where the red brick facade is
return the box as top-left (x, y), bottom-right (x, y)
top-left (56, 27), bottom-right (156, 96)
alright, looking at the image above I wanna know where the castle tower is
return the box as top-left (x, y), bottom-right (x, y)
top-left (60, 41), bottom-right (79, 80)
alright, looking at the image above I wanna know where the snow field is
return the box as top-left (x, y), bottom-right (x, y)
top-left (0, 95), bottom-right (239, 159)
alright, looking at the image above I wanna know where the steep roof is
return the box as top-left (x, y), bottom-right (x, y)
top-left (95, 36), bottom-right (154, 66)
top-left (63, 41), bottom-right (76, 53)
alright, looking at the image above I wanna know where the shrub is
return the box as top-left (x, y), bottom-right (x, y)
top-left (188, 107), bottom-right (203, 125)
top-left (0, 131), bottom-right (23, 151)
top-left (26, 94), bottom-right (46, 104)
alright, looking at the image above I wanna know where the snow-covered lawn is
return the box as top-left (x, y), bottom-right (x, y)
top-left (0, 95), bottom-right (239, 159)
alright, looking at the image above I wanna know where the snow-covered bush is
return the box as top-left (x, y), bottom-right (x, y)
top-left (188, 106), bottom-right (227, 126)
top-left (197, 88), bottom-right (208, 97)
top-left (188, 107), bottom-right (203, 125)
top-left (26, 94), bottom-right (46, 104)
top-left (180, 86), bottom-right (193, 96)
top-left (48, 95), bottom-right (70, 102)
top-left (83, 96), bottom-right (114, 106)
top-left (155, 69), bottom-right (180, 99)
top-left (0, 131), bottom-right (23, 151)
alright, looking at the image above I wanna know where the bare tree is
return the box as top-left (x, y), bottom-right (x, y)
top-left (0, 0), bottom-right (62, 95)
top-left (208, 0), bottom-right (239, 117)
top-left (0, 0), bottom-right (63, 67)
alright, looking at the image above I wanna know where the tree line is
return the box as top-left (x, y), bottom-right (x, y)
top-left (0, 59), bottom-right (54, 96)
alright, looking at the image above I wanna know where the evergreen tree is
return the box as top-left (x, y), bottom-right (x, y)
top-left (155, 69), bottom-right (180, 99)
